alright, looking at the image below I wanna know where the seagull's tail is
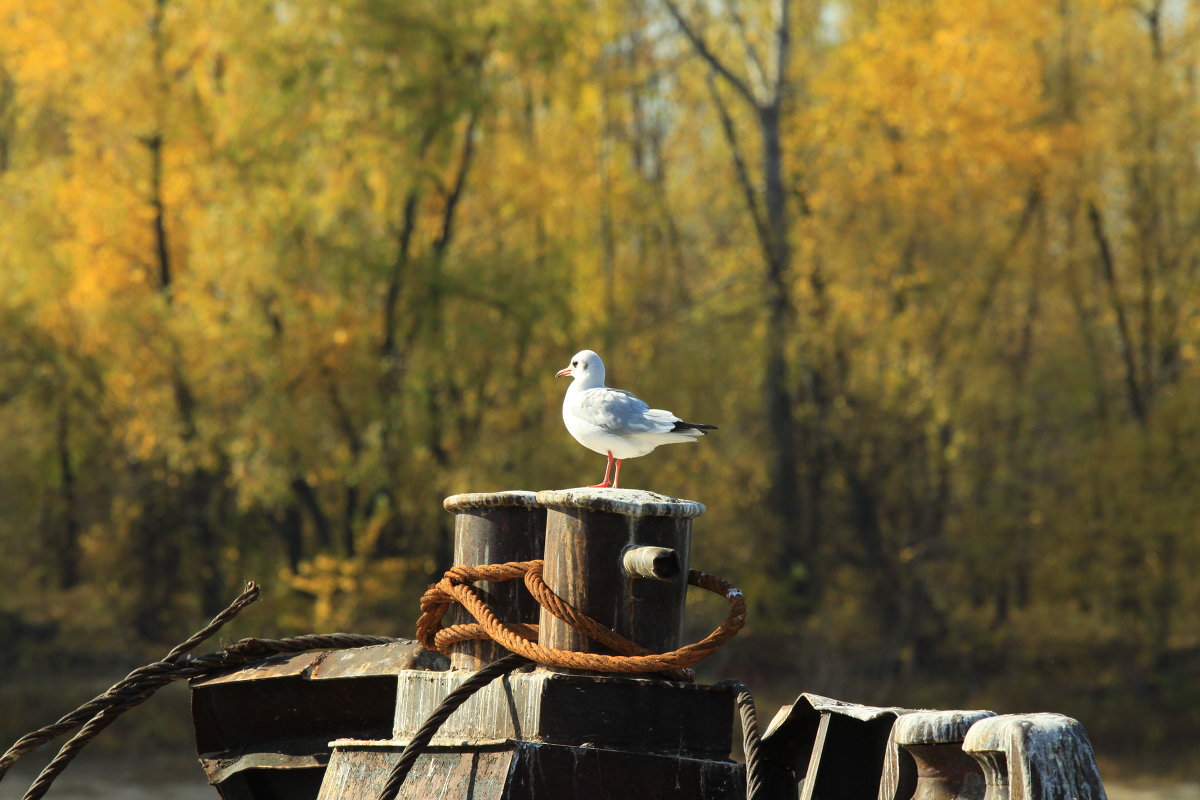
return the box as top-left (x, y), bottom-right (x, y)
top-left (671, 420), bottom-right (718, 435)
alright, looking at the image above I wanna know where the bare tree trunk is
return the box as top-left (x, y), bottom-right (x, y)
top-left (191, 471), bottom-right (225, 617)
top-left (55, 402), bottom-right (81, 589)
top-left (758, 100), bottom-right (802, 558)
top-left (291, 476), bottom-right (333, 550)
top-left (663, 0), bottom-right (804, 574)
top-left (278, 504), bottom-right (304, 573)
top-left (148, 0), bottom-right (172, 296)
top-left (1087, 201), bottom-right (1147, 424)
top-left (0, 65), bottom-right (13, 172)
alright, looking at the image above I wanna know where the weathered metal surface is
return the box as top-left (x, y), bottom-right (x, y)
top-left (318, 744), bottom-right (515, 800)
top-left (535, 487), bottom-right (706, 519)
top-left (317, 739), bottom-right (744, 800)
top-left (879, 710), bottom-right (995, 800)
top-left (536, 489), bottom-right (698, 666)
top-left (192, 641), bottom-right (446, 686)
top-left (192, 641), bottom-right (447, 799)
top-left (390, 668), bottom-right (733, 757)
top-left (962, 713), bottom-right (1108, 800)
top-left (760, 692), bottom-right (910, 800)
top-left (200, 751), bottom-right (329, 785)
top-left (443, 491), bottom-right (547, 670)
top-left (312, 644), bottom-right (447, 678)
top-left (443, 491), bottom-right (544, 513)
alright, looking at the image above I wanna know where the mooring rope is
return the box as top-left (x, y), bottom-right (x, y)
top-left (415, 560), bottom-right (747, 680)
top-left (385, 558), bottom-right (752, 799)
top-left (1, 561), bottom-right (757, 800)
top-left (0, 582), bottom-right (262, 783)
top-left (375, 653), bottom-right (531, 800)
top-left (719, 679), bottom-right (766, 800)
top-left (0, 582), bottom-right (398, 800)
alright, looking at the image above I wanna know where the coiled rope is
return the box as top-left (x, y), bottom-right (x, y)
top-left (377, 558), bottom-right (750, 799)
top-left (415, 560), bottom-right (746, 680)
top-left (1, 560), bottom-right (756, 800)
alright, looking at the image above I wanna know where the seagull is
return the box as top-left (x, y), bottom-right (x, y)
top-left (556, 349), bottom-right (717, 488)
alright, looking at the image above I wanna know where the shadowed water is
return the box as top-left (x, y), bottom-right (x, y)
top-left (0, 754), bottom-right (213, 800)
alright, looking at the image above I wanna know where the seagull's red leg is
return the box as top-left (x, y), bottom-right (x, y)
top-left (612, 459), bottom-right (623, 489)
top-left (589, 451), bottom-right (614, 488)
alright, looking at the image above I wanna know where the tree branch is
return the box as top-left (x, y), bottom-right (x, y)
top-left (662, 0), bottom-right (760, 106)
top-left (706, 71), bottom-right (770, 261)
top-left (433, 108), bottom-right (480, 259)
top-left (771, 0), bottom-right (792, 102)
top-left (1087, 200), bottom-right (1148, 423)
top-left (723, 0), bottom-right (770, 100)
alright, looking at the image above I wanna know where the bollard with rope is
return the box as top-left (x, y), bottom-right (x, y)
top-left (0, 487), bottom-right (1112, 800)
top-left (414, 559), bottom-right (746, 678)
top-left (322, 488), bottom-right (753, 800)
top-left (373, 556), bottom-right (752, 800)
top-left (0, 569), bottom-right (755, 800)
top-left (1, 489), bottom-right (760, 800)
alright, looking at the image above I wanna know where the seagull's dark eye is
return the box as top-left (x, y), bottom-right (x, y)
top-left (572, 360), bottom-right (578, 367)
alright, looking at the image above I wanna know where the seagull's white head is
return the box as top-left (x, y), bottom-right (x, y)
top-left (556, 349), bottom-right (605, 388)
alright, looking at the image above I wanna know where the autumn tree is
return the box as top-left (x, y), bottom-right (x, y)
top-left (0, 0), bottom-right (1198, 757)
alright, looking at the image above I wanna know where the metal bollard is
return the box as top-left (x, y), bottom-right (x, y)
top-left (442, 491), bottom-right (546, 670)
top-left (879, 709), bottom-right (994, 800)
top-left (962, 713), bottom-right (1108, 800)
top-left (534, 488), bottom-right (705, 670)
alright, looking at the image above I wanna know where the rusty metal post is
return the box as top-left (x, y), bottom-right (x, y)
top-left (443, 491), bottom-right (546, 671)
top-left (962, 713), bottom-right (1108, 800)
top-left (534, 488), bottom-right (705, 669)
top-left (882, 710), bottom-right (994, 800)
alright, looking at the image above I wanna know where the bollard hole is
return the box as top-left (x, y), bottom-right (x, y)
top-left (622, 546), bottom-right (680, 581)
top-left (650, 551), bottom-right (680, 579)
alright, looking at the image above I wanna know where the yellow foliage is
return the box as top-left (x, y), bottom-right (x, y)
top-left (279, 553), bottom-right (435, 632)
top-left (0, 0), bottom-right (1197, 734)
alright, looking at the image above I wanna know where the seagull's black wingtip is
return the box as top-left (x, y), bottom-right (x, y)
top-left (673, 420), bottom-right (718, 432)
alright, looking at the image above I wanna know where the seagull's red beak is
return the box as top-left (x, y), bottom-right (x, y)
top-left (555, 367), bottom-right (572, 378)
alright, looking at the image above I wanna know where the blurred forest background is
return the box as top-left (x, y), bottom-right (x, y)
top-left (1, 0), bottom-right (1198, 774)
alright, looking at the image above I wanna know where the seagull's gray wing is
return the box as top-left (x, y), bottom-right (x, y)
top-left (572, 388), bottom-right (678, 434)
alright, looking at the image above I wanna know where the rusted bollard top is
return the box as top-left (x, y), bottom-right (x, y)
top-left (535, 488), bottom-right (705, 519)
top-left (962, 713), bottom-right (1108, 800)
top-left (893, 709), bottom-right (996, 745)
top-left (443, 490), bottom-right (543, 513)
